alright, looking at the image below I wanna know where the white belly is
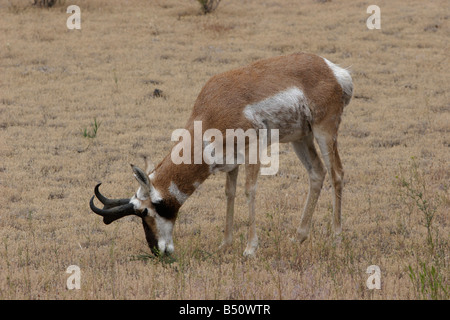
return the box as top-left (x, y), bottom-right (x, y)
top-left (243, 87), bottom-right (312, 143)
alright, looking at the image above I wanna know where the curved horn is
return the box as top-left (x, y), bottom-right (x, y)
top-left (90, 196), bottom-right (136, 225)
top-left (94, 183), bottom-right (130, 208)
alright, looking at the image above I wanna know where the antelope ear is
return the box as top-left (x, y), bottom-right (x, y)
top-left (142, 156), bottom-right (155, 175)
top-left (131, 164), bottom-right (151, 192)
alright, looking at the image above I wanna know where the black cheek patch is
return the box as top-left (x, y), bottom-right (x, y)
top-left (151, 199), bottom-right (178, 220)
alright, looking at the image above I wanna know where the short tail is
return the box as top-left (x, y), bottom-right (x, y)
top-left (323, 58), bottom-right (353, 107)
top-left (339, 66), bottom-right (353, 107)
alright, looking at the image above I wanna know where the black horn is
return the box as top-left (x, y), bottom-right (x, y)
top-left (94, 183), bottom-right (130, 209)
top-left (90, 183), bottom-right (137, 224)
top-left (90, 196), bottom-right (137, 224)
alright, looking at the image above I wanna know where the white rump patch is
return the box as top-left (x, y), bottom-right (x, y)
top-left (169, 181), bottom-right (189, 205)
top-left (243, 87), bottom-right (312, 143)
top-left (322, 58), bottom-right (353, 105)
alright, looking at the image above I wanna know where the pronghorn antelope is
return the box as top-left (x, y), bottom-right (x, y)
top-left (89, 52), bottom-right (353, 256)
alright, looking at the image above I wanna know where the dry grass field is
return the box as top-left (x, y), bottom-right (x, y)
top-left (0, 0), bottom-right (449, 300)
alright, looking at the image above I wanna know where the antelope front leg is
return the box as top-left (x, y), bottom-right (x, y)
top-left (243, 163), bottom-right (260, 257)
top-left (220, 166), bottom-right (239, 250)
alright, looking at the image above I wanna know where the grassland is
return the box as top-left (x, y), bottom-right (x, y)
top-left (0, 0), bottom-right (448, 299)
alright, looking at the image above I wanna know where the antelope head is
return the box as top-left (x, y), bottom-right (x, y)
top-left (89, 160), bottom-right (175, 256)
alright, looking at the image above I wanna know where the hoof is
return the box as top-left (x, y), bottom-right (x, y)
top-left (243, 237), bottom-right (258, 257)
top-left (219, 240), bottom-right (232, 251)
top-left (295, 229), bottom-right (309, 244)
top-left (243, 247), bottom-right (256, 257)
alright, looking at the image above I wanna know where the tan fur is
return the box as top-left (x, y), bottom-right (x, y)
top-left (153, 52), bottom-right (345, 196)
top-left (145, 52), bottom-right (351, 255)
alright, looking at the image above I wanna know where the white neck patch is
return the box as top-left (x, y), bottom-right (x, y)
top-left (150, 184), bottom-right (163, 203)
top-left (169, 181), bottom-right (189, 205)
